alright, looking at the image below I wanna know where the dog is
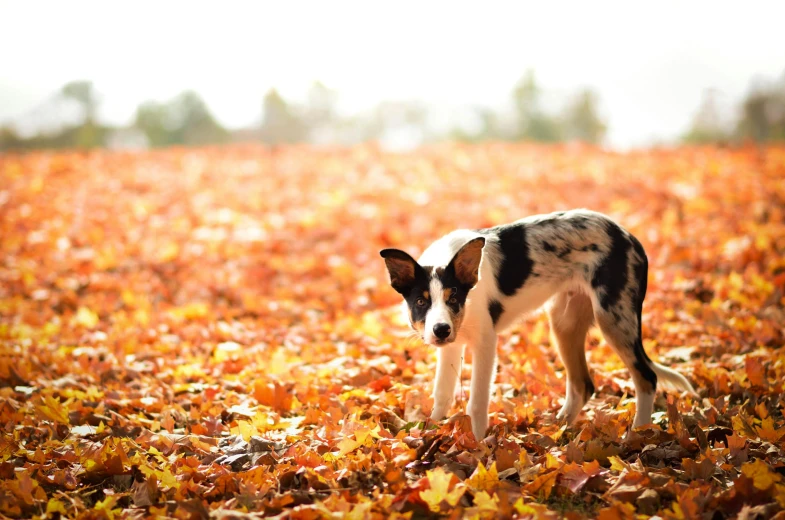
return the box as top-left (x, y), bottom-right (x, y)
top-left (380, 209), bottom-right (695, 440)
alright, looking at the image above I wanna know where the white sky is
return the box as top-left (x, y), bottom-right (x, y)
top-left (1, 0), bottom-right (784, 148)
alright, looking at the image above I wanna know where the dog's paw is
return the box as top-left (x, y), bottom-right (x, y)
top-left (431, 397), bottom-right (454, 420)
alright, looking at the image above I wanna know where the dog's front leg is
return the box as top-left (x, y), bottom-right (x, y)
top-left (467, 328), bottom-right (497, 440)
top-left (431, 343), bottom-right (464, 419)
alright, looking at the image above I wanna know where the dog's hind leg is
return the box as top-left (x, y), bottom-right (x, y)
top-left (547, 290), bottom-right (595, 424)
top-left (591, 233), bottom-right (659, 429)
top-left (594, 306), bottom-right (657, 429)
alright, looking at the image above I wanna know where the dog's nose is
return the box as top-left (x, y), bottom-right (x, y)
top-left (433, 323), bottom-right (452, 340)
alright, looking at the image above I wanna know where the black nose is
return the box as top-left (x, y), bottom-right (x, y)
top-left (433, 323), bottom-right (451, 340)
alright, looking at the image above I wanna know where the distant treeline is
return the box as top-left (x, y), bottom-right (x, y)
top-left (683, 74), bottom-right (785, 145)
top-left (0, 72), bottom-right (606, 152)
top-left (1, 70), bottom-right (784, 152)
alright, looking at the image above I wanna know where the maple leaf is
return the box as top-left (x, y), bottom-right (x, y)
top-left (745, 356), bottom-right (767, 387)
top-left (72, 306), bottom-right (99, 328)
top-left (682, 457), bottom-right (715, 481)
top-left (420, 468), bottom-right (465, 513)
top-left (94, 496), bottom-right (121, 520)
top-left (46, 499), bottom-right (69, 515)
top-left (596, 502), bottom-right (638, 520)
top-left (741, 459), bottom-right (781, 491)
top-left (4, 143), bottom-right (785, 518)
top-left (523, 470), bottom-right (558, 500)
top-left (755, 416), bottom-right (785, 443)
top-left (560, 463), bottom-right (591, 494)
top-left (466, 462), bottom-right (499, 492)
top-left (472, 491), bottom-right (500, 513)
top-left (35, 394), bottom-right (70, 425)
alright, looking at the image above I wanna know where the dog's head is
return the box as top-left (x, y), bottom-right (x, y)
top-left (380, 237), bottom-right (485, 346)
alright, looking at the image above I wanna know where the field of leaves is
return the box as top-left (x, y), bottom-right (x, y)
top-left (1, 143), bottom-right (784, 519)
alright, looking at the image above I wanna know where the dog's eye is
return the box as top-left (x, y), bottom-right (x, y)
top-left (449, 297), bottom-right (458, 304)
top-left (416, 298), bottom-right (426, 306)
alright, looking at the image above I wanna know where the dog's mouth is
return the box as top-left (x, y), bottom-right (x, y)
top-left (428, 336), bottom-right (456, 347)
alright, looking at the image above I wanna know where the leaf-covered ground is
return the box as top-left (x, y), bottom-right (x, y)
top-left (1, 144), bottom-right (785, 519)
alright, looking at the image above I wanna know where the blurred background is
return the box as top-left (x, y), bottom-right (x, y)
top-left (1, 0), bottom-right (784, 153)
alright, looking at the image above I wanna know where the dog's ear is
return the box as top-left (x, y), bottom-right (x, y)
top-left (449, 237), bottom-right (485, 287)
top-left (380, 249), bottom-right (420, 294)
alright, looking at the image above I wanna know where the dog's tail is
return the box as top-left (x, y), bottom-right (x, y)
top-left (652, 362), bottom-right (697, 396)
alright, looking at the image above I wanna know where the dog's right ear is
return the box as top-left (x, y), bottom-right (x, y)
top-left (380, 249), bottom-right (420, 294)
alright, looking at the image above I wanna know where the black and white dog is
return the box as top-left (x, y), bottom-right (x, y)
top-left (381, 209), bottom-right (694, 439)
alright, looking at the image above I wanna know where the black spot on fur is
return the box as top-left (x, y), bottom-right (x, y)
top-left (571, 217), bottom-right (589, 230)
top-left (627, 233), bottom-right (656, 391)
top-left (488, 300), bottom-right (503, 325)
top-left (402, 270), bottom-right (433, 326)
top-left (542, 241), bottom-right (556, 253)
top-left (632, 338), bottom-right (658, 391)
top-left (581, 243), bottom-right (599, 252)
top-left (591, 221), bottom-right (631, 310)
top-left (628, 234), bottom-right (649, 309)
top-left (480, 223), bottom-right (533, 296)
top-left (557, 248), bottom-right (571, 259)
top-left (434, 262), bottom-right (474, 316)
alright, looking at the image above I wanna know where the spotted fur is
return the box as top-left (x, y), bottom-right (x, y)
top-left (381, 209), bottom-right (696, 440)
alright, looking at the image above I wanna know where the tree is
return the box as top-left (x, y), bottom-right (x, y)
top-left (563, 89), bottom-right (606, 144)
top-left (735, 77), bottom-right (785, 143)
top-left (682, 89), bottom-right (729, 144)
top-left (511, 70), bottom-right (563, 142)
top-left (134, 101), bottom-right (172, 147)
top-left (303, 81), bottom-right (340, 143)
top-left (61, 80), bottom-right (98, 122)
top-left (259, 89), bottom-right (307, 144)
top-left (170, 91), bottom-right (228, 145)
top-left (60, 80), bottom-right (105, 148)
top-left (133, 91), bottom-right (228, 147)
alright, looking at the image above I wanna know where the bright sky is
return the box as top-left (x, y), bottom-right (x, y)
top-left (1, 0), bottom-right (784, 148)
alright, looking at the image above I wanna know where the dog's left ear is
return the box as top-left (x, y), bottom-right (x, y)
top-left (449, 237), bottom-right (485, 287)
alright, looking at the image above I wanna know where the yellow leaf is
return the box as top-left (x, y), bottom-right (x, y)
top-left (159, 467), bottom-right (178, 489)
top-left (473, 490), bottom-right (499, 512)
top-left (545, 453), bottom-right (563, 469)
top-left (94, 496), bottom-right (119, 520)
top-left (354, 425), bottom-right (382, 445)
top-left (756, 417), bottom-right (785, 443)
top-left (420, 468), bottom-right (465, 513)
top-left (73, 306), bottom-right (99, 328)
top-left (158, 241), bottom-right (180, 262)
top-left (775, 484), bottom-right (785, 509)
top-left (597, 502), bottom-right (638, 520)
top-left (608, 455), bottom-right (630, 472)
top-left (524, 469), bottom-right (558, 499)
top-left (35, 395), bottom-right (70, 425)
top-left (741, 459), bottom-right (781, 490)
top-left (513, 498), bottom-right (550, 516)
top-left (169, 302), bottom-right (209, 320)
top-left (336, 437), bottom-right (361, 456)
top-left (46, 499), bottom-right (68, 514)
top-left (347, 501), bottom-right (373, 520)
top-left (466, 462), bottom-right (499, 492)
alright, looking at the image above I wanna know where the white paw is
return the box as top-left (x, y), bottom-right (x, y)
top-left (468, 404), bottom-right (488, 440)
top-left (556, 402), bottom-right (581, 425)
top-left (431, 397), bottom-right (453, 419)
